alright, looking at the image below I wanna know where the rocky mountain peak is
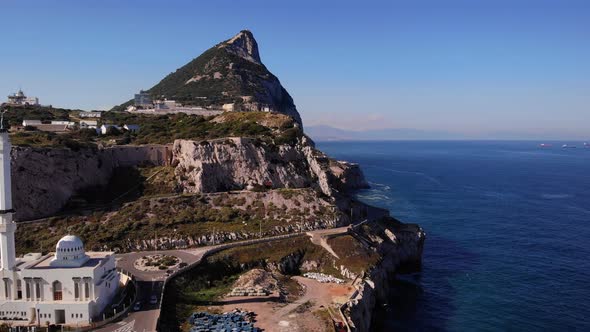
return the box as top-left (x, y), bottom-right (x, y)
top-left (115, 29), bottom-right (302, 126)
top-left (218, 30), bottom-right (261, 64)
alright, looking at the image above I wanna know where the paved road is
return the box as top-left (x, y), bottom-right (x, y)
top-left (95, 249), bottom-right (208, 332)
top-left (95, 228), bottom-right (354, 332)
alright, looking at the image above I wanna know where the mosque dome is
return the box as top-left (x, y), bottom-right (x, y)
top-left (50, 235), bottom-right (90, 267)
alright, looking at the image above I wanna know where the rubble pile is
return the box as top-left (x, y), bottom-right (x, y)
top-left (303, 272), bottom-right (345, 284)
top-left (228, 286), bottom-right (270, 297)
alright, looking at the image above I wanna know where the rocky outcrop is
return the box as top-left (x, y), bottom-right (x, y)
top-left (172, 136), bottom-right (368, 197)
top-left (219, 30), bottom-right (262, 65)
top-left (173, 137), bottom-right (312, 193)
top-left (343, 220), bottom-right (425, 332)
top-left (11, 145), bottom-right (170, 220)
top-left (11, 135), bottom-right (367, 221)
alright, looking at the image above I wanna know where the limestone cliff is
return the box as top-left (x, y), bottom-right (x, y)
top-left (172, 135), bottom-right (368, 196)
top-left (11, 136), bottom-right (367, 221)
top-left (11, 145), bottom-right (170, 220)
top-left (343, 220), bottom-right (426, 331)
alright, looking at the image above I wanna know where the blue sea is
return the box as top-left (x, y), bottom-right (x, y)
top-left (317, 141), bottom-right (590, 331)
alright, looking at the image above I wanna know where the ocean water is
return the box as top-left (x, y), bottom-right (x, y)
top-left (317, 141), bottom-right (590, 331)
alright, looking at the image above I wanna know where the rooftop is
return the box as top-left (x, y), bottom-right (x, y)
top-left (25, 251), bottom-right (112, 270)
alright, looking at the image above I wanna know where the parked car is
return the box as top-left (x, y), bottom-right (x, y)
top-left (149, 295), bottom-right (158, 305)
top-left (133, 302), bottom-right (141, 311)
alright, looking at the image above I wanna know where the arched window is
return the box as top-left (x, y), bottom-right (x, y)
top-left (53, 281), bottom-right (62, 301)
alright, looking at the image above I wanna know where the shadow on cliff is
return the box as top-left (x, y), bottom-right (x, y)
top-left (376, 234), bottom-right (479, 332)
top-left (61, 166), bottom-right (151, 213)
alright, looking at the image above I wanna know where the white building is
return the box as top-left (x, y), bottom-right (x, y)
top-left (0, 128), bottom-right (120, 326)
top-left (154, 99), bottom-right (178, 110)
top-left (222, 103), bottom-right (235, 112)
top-left (50, 120), bottom-right (75, 127)
top-left (99, 124), bottom-right (121, 135)
top-left (22, 120), bottom-right (42, 127)
top-left (134, 90), bottom-right (152, 108)
top-left (6, 90), bottom-right (39, 106)
top-left (79, 120), bottom-right (98, 129)
top-left (79, 111), bottom-right (102, 119)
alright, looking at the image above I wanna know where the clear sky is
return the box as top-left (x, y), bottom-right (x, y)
top-left (1, 0), bottom-right (589, 139)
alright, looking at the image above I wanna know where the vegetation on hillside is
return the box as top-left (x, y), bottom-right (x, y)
top-left (101, 111), bottom-right (300, 145)
top-left (112, 37), bottom-right (277, 110)
top-left (2, 105), bottom-right (77, 128)
top-left (15, 185), bottom-right (338, 254)
top-left (8, 109), bottom-right (302, 148)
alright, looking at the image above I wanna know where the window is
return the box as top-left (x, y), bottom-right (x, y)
top-left (74, 282), bottom-right (79, 299)
top-left (16, 280), bottom-right (22, 300)
top-left (84, 282), bottom-right (90, 299)
top-left (4, 279), bottom-right (9, 299)
top-left (35, 283), bottom-right (41, 300)
top-left (53, 281), bottom-right (63, 301)
top-left (25, 282), bottom-right (30, 299)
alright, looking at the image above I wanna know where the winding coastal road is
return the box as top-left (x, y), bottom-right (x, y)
top-left (92, 209), bottom-right (381, 332)
top-left (95, 232), bottom-right (334, 332)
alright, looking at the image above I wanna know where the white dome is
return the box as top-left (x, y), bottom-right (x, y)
top-left (50, 235), bottom-right (89, 267)
top-left (56, 235), bottom-right (84, 250)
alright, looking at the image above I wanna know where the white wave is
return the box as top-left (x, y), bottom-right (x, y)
top-left (541, 194), bottom-right (573, 199)
top-left (356, 193), bottom-right (392, 202)
top-left (368, 181), bottom-right (392, 191)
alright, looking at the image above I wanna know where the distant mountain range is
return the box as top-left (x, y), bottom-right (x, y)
top-left (305, 125), bottom-right (467, 141)
top-left (305, 125), bottom-right (589, 141)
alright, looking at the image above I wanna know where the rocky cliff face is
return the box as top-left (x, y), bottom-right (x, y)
top-left (173, 137), bottom-right (312, 193)
top-left (172, 135), bottom-right (368, 196)
top-left (343, 221), bottom-right (426, 332)
top-left (11, 145), bottom-right (170, 220)
top-left (11, 136), bottom-right (367, 221)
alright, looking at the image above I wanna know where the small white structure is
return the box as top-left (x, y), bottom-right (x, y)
top-left (123, 124), bottom-right (140, 133)
top-left (79, 111), bottom-right (102, 118)
top-left (22, 120), bottom-right (42, 127)
top-left (79, 120), bottom-right (98, 129)
top-left (99, 124), bottom-right (121, 135)
top-left (222, 103), bottom-right (235, 112)
top-left (154, 99), bottom-right (178, 110)
top-left (0, 129), bottom-right (121, 326)
top-left (6, 90), bottom-right (39, 106)
top-left (50, 120), bottom-right (75, 126)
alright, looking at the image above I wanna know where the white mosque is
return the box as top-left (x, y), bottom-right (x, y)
top-left (0, 124), bottom-right (120, 326)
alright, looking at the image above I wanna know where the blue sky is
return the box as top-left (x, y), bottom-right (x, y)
top-left (1, 0), bottom-right (589, 138)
